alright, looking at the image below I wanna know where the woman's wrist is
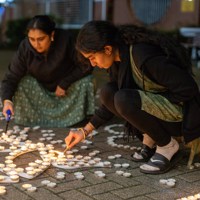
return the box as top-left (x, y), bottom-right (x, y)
top-left (84, 122), bottom-right (95, 136)
top-left (4, 99), bottom-right (13, 106)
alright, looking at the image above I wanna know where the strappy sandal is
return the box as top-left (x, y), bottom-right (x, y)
top-left (139, 151), bottom-right (182, 175)
top-left (131, 144), bottom-right (156, 162)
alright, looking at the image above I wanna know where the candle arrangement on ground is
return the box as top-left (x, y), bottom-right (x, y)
top-left (0, 125), bottom-right (113, 184)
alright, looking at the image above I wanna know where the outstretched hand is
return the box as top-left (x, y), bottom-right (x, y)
top-left (65, 129), bottom-right (84, 149)
top-left (3, 101), bottom-right (14, 118)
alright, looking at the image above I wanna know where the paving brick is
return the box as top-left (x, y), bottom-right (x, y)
top-left (146, 188), bottom-right (190, 200)
top-left (111, 185), bottom-right (156, 199)
top-left (45, 179), bottom-right (91, 193)
top-left (107, 173), bottom-right (140, 187)
top-left (178, 170), bottom-right (200, 182)
top-left (23, 188), bottom-right (63, 200)
top-left (59, 190), bottom-right (94, 200)
top-left (93, 192), bottom-right (124, 200)
top-left (80, 171), bottom-right (108, 184)
top-left (174, 177), bottom-right (200, 195)
top-left (2, 185), bottom-right (33, 200)
top-left (14, 176), bottom-right (58, 190)
top-left (79, 181), bottom-right (123, 196)
top-left (128, 196), bottom-right (154, 200)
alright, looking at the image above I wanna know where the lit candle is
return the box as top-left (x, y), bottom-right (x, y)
top-left (0, 163), bottom-right (5, 168)
top-left (0, 146), bottom-right (5, 151)
top-left (0, 175), bottom-right (5, 181)
top-left (3, 167), bottom-right (12, 173)
top-left (5, 160), bottom-right (13, 165)
top-left (35, 160), bottom-right (43, 164)
top-left (22, 184), bottom-right (32, 190)
top-left (27, 171), bottom-right (36, 176)
top-left (27, 187), bottom-right (37, 192)
top-left (29, 162), bottom-right (38, 168)
top-left (25, 167), bottom-right (34, 171)
top-left (0, 189), bottom-right (6, 195)
top-left (15, 168), bottom-right (24, 173)
top-left (10, 175), bottom-right (19, 181)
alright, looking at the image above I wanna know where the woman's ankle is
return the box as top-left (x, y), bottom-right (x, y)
top-left (143, 133), bottom-right (155, 149)
top-left (156, 137), bottom-right (179, 160)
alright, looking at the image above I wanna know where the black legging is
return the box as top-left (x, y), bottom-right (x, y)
top-left (100, 82), bottom-right (182, 146)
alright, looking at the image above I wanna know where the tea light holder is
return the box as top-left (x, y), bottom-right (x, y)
top-left (114, 164), bottom-right (121, 168)
top-left (75, 155), bottom-right (83, 160)
top-left (0, 146), bottom-right (5, 151)
top-left (41, 180), bottom-right (51, 185)
top-left (34, 168), bottom-right (42, 173)
top-left (93, 158), bottom-right (101, 163)
top-left (47, 182), bottom-right (57, 188)
top-left (5, 160), bottom-right (13, 165)
top-left (122, 163), bottom-right (130, 168)
top-left (83, 156), bottom-right (91, 161)
top-left (3, 167), bottom-right (12, 173)
top-left (29, 162), bottom-right (39, 168)
top-left (35, 159), bottom-right (43, 164)
top-left (0, 175), bottom-right (5, 181)
top-left (0, 189), bottom-right (6, 195)
top-left (25, 167), bottom-right (34, 172)
top-left (27, 171), bottom-right (36, 176)
top-left (8, 171), bottom-right (18, 176)
top-left (103, 161), bottom-right (111, 167)
top-left (10, 175), bottom-right (19, 181)
top-left (5, 156), bottom-right (14, 160)
top-left (115, 154), bottom-right (122, 158)
top-left (75, 174), bottom-right (84, 180)
top-left (0, 163), bottom-right (5, 168)
top-left (22, 184), bottom-right (32, 190)
top-left (123, 172), bottom-right (132, 178)
top-left (7, 163), bottom-right (17, 168)
top-left (15, 168), bottom-right (24, 173)
top-left (27, 187), bottom-right (37, 192)
top-left (56, 174), bottom-right (65, 180)
top-left (116, 170), bottom-right (124, 175)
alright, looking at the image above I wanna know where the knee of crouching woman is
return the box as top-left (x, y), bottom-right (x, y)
top-left (114, 90), bottom-right (128, 116)
top-left (100, 82), bottom-right (118, 106)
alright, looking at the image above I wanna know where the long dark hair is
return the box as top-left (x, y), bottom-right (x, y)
top-left (26, 15), bottom-right (56, 35)
top-left (76, 20), bottom-right (192, 74)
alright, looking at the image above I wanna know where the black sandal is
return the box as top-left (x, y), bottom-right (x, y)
top-left (131, 144), bottom-right (156, 162)
top-left (139, 151), bottom-right (182, 175)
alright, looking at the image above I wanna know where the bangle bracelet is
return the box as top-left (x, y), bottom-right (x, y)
top-left (78, 128), bottom-right (88, 141)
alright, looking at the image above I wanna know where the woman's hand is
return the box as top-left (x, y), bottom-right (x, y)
top-left (3, 100), bottom-right (14, 117)
top-left (65, 129), bottom-right (85, 149)
top-left (55, 85), bottom-right (66, 97)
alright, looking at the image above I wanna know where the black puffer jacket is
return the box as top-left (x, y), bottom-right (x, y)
top-left (1, 28), bottom-right (93, 102)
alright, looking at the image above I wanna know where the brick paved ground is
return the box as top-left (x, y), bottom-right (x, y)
top-left (0, 69), bottom-right (200, 200)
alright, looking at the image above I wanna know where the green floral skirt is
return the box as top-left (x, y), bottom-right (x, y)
top-left (13, 75), bottom-right (95, 128)
top-left (139, 90), bottom-right (183, 122)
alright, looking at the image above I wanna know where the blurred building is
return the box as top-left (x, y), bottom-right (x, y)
top-left (1, 0), bottom-right (199, 29)
top-left (0, 0), bottom-right (200, 43)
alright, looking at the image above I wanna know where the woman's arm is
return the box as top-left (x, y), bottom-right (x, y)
top-left (58, 65), bottom-right (93, 90)
top-left (1, 41), bottom-right (27, 116)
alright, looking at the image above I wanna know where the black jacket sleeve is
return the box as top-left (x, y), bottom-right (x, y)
top-left (58, 65), bottom-right (93, 90)
top-left (1, 41), bottom-right (27, 102)
top-left (142, 55), bottom-right (199, 104)
top-left (56, 31), bottom-right (93, 90)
